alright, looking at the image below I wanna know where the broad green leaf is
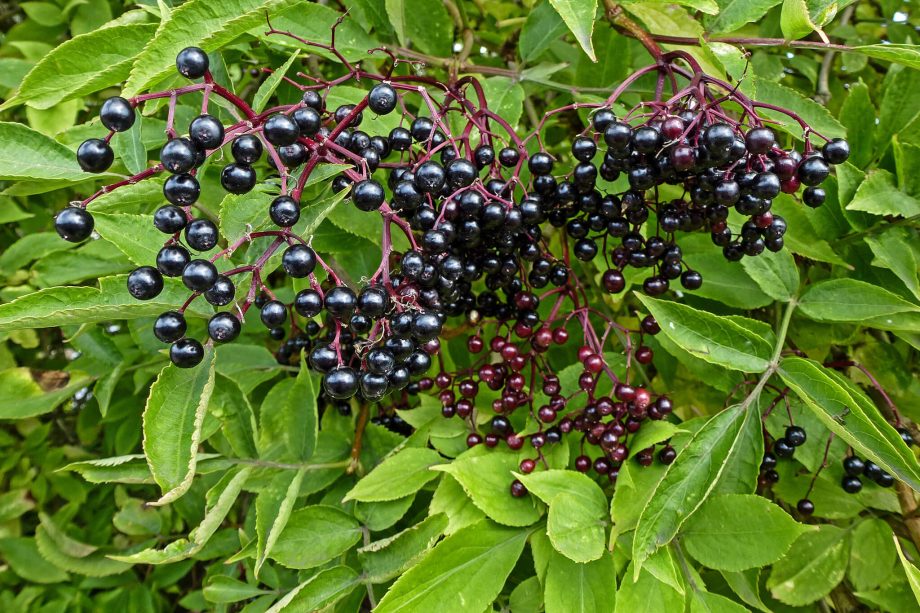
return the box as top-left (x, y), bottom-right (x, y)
top-left (113, 499), bottom-right (162, 536)
top-left (706, 0), bottom-right (782, 33)
top-left (255, 468), bottom-right (307, 576)
top-left (354, 495), bottom-right (415, 531)
top-left (636, 295), bottom-right (773, 373)
top-left (35, 513), bottom-right (133, 577)
top-left (266, 566), bottom-right (360, 613)
top-left (481, 77), bottom-right (526, 129)
top-left (544, 548), bottom-right (616, 613)
top-left (0, 367), bottom-right (94, 420)
top-left (384, 0), bottom-right (453, 56)
top-left (779, 357), bottom-right (920, 492)
top-left (374, 521), bottom-right (529, 613)
top-left (433, 448), bottom-right (542, 527)
top-left (519, 1), bottom-right (568, 62)
top-left (429, 473), bottom-right (486, 535)
top-left (690, 591), bottom-right (749, 613)
top-left (752, 79), bottom-right (846, 140)
top-left (509, 576), bottom-right (542, 613)
top-left (894, 537), bottom-right (920, 607)
top-left (617, 562), bottom-right (685, 612)
top-left (358, 514), bottom-right (448, 583)
top-left (798, 279), bottom-right (920, 332)
top-left (5, 23), bottom-right (157, 110)
top-left (740, 249), bottom-right (799, 302)
top-left (855, 44), bottom-right (920, 71)
top-left (63, 454), bottom-right (156, 484)
top-left (866, 229), bottom-right (920, 300)
top-left (93, 213), bottom-right (162, 266)
top-left (0, 275), bottom-right (211, 332)
top-left (847, 169), bottom-right (920, 217)
top-left (269, 505), bottom-right (362, 569)
top-left (0, 537), bottom-right (70, 584)
top-left (257, 354), bottom-right (318, 463)
top-left (767, 526), bottom-right (850, 606)
top-left (344, 447), bottom-right (442, 502)
top-left (203, 576), bottom-right (270, 603)
top-left (0, 122), bottom-right (99, 182)
top-left (780, 0), bottom-right (820, 40)
top-left (771, 195), bottom-right (848, 267)
top-left (111, 466), bottom-right (252, 564)
top-left (142, 345), bottom-right (217, 505)
top-left (88, 178), bottom-right (163, 213)
top-left (123, 0), bottom-right (299, 96)
top-left (848, 519), bottom-right (896, 592)
top-left (548, 0), bottom-right (597, 62)
top-left (518, 470), bottom-right (608, 562)
top-left (113, 113), bottom-right (146, 175)
top-left (682, 494), bottom-right (808, 571)
top-left (293, 181), bottom-right (352, 239)
top-left (722, 569), bottom-right (771, 612)
top-left (878, 68), bottom-right (920, 149)
top-left (252, 50), bottom-right (299, 113)
top-left (210, 376), bottom-right (258, 458)
top-left (0, 490), bottom-right (34, 523)
top-left (632, 403), bottom-right (761, 573)
top-left (839, 81), bottom-right (874, 168)
top-left (627, 421), bottom-right (684, 458)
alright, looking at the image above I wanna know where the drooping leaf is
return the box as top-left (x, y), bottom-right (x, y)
top-left (0, 122), bottom-right (100, 182)
top-left (740, 249), bottom-right (799, 302)
top-left (255, 468), bottom-right (307, 575)
top-left (706, 0), bottom-right (783, 33)
top-left (266, 566), bottom-right (360, 613)
top-left (767, 526), bottom-right (850, 606)
top-left (894, 537), bottom-right (920, 607)
top-left (252, 49), bottom-right (299, 113)
top-left (268, 505), bottom-right (362, 569)
top-left (519, 1), bottom-right (568, 62)
top-left (848, 519), bottom-right (896, 592)
top-left (203, 576), bottom-right (270, 604)
top-left (358, 514), bottom-right (449, 583)
top-left (798, 279), bottom-right (920, 332)
top-left (34, 513), bottom-right (133, 577)
top-left (257, 353), bottom-right (318, 463)
top-left (548, 0), bottom-right (598, 62)
top-left (847, 169), bottom-right (920, 217)
top-left (855, 44), bottom-right (920, 72)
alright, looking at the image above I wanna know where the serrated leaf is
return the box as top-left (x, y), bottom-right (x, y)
top-left (752, 79), bottom-right (846, 140)
top-left (636, 295), bottom-right (773, 373)
top-left (203, 576), bottom-right (270, 603)
top-left (375, 521), bottom-right (530, 613)
top-left (847, 169), bottom-right (920, 217)
top-left (255, 468), bottom-right (307, 576)
top-left (0, 122), bottom-right (102, 182)
top-left (142, 345), bottom-right (216, 505)
top-left (429, 473), bottom-right (486, 535)
top-left (520, 1), bottom-right (568, 62)
top-left (358, 514), bottom-right (448, 583)
top-left (848, 519), bottom-right (896, 591)
top-left (35, 513), bottom-right (132, 577)
top-left (780, 0), bottom-right (819, 40)
top-left (252, 50), bottom-right (299, 113)
top-left (0, 537), bottom-right (70, 584)
top-left (839, 81), bottom-right (874, 168)
top-left (618, 562), bottom-right (685, 612)
top-left (740, 249), bottom-right (799, 302)
top-left (384, 0), bottom-right (453, 56)
top-left (855, 44), bottom-right (920, 71)
top-left (767, 526), bottom-right (850, 606)
top-left (257, 354), bottom-right (318, 463)
top-left (344, 447), bottom-right (442, 502)
top-left (798, 279), bottom-right (920, 332)
top-left (268, 505), bottom-right (362, 569)
top-left (93, 212), bottom-right (162, 267)
top-left (549, 0), bottom-right (597, 61)
top-left (866, 229), bottom-right (920, 300)
top-left (266, 566), bottom-right (360, 613)
top-left (544, 548), bottom-right (616, 613)
top-left (894, 537), bottom-right (920, 607)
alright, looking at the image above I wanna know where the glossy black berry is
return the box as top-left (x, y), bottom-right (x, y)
top-left (220, 163), bottom-right (257, 194)
top-left (334, 104), bottom-right (362, 128)
top-left (745, 127), bottom-right (775, 154)
top-left (414, 161), bottom-right (446, 194)
top-left (156, 245), bottom-right (191, 277)
top-left (366, 348), bottom-right (396, 375)
top-left (100, 96), bottom-right (135, 132)
top-left (208, 312), bottom-right (241, 343)
top-left (604, 122), bottom-right (632, 151)
top-left (77, 138), bottom-right (114, 173)
top-left (703, 123), bottom-right (735, 152)
top-left (292, 107), bottom-right (321, 137)
top-left (529, 152), bottom-right (554, 175)
top-left (389, 127), bottom-right (412, 151)
top-left (785, 426), bottom-right (807, 447)
top-left (822, 138), bottom-right (850, 164)
top-left (773, 438), bottom-right (795, 458)
top-left (164, 174), bottom-right (200, 205)
top-left (680, 270), bottom-right (703, 290)
top-left (359, 372), bottom-right (389, 401)
top-left (127, 266), bottom-right (164, 300)
top-left (185, 218), bottom-right (218, 251)
top-left (898, 427), bottom-right (915, 447)
top-left (592, 108), bottom-right (616, 132)
top-left (368, 83), bottom-right (397, 115)
top-left (841, 475), bottom-right (863, 493)
top-left (797, 156), bottom-right (830, 186)
top-left (282, 244), bottom-right (317, 277)
top-left (571, 137), bottom-right (597, 162)
top-left (498, 147), bottom-right (520, 167)
top-left (353, 179), bottom-right (385, 211)
top-left (876, 471), bottom-right (895, 487)
top-left (796, 499), bottom-right (815, 516)
top-left (188, 114), bottom-right (224, 150)
top-left (412, 311), bottom-right (442, 341)
top-left (176, 47), bottom-right (209, 79)
top-left (474, 145), bottom-right (495, 168)
top-left (231, 135), bottom-right (263, 164)
top-left (324, 366), bottom-right (358, 400)
top-left (301, 90), bottom-right (323, 111)
top-left (842, 456), bottom-right (865, 476)
top-left (263, 114), bottom-right (300, 146)
top-left (270, 196), bottom-right (300, 227)
top-left (446, 158), bottom-right (477, 189)
top-left (54, 208), bottom-right (94, 242)
top-left (324, 286), bottom-right (357, 319)
top-left (294, 289), bottom-right (323, 317)
top-left (863, 461), bottom-right (883, 482)
top-left (357, 286), bottom-right (389, 319)
top-left (154, 311), bottom-right (186, 343)
top-left (258, 300), bottom-right (285, 328)
top-left (182, 259), bottom-right (218, 292)
top-left (204, 275), bottom-right (235, 306)
top-left (170, 338), bottom-right (204, 368)
top-left (410, 117), bottom-right (434, 141)
top-left (160, 138), bottom-right (198, 174)
top-left (802, 186), bottom-right (825, 207)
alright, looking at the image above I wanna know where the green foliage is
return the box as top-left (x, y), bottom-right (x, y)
top-left (0, 0), bottom-right (919, 611)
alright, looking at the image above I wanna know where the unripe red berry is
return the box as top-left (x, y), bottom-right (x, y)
top-left (635, 346), bottom-right (654, 364)
top-left (468, 335), bottom-right (484, 353)
top-left (520, 459), bottom-right (536, 473)
top-left (552, 327), bottom-right (569, 344)
top-left (467, 433), bottom-right (482, 447)
top-left (575, 455), bottom-right (591, 472)
top-left (506, 434), bottom-right (524, 450)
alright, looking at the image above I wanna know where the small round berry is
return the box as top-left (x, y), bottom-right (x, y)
top-left (876, 471), bottom-right (895, 487)
top-left (263, 114), bottom-right (300, 146)
top-left (54, 208), bottom-right (94, 242)
top-left (509, 479), bottom-right (527, 497)
top-left (571, 136), bottom-right (597, 162)
top-left (659, 446), bottom-right (677, 464)
top-left (797, 156), bottom-right (830, 186)
top-left (802, 186), bottom-right (825, 207)
top-left (176, 47), bottom-right (209, 79)
top-left (154, 311), bottom-right (186, 343)
top-left (156, 245), bottom-right (191, 277)
top-left (773, 439), bottom-right (795, 458)
top-left (466, 433), bottom-right (482, 447)
top-left (260, 300), bottom-right (287, 328)
top-left (841, 475), bottom-right (863, 493)
top-left (100, 96), bottom-right (135, 132)
top-left (592, 108), bottom-right (616, 132)
top-left (204, 275), bottom-right (235, 306)
top-left (357, 286), bottom-right (390, 319)
top-left (220, 163), bottom-right (257, 194)
top-left (185, 218), bottom-right (218, 251)
top-left (301, 90), bottom-right (323, 111)
top-left (796, 499), bottom-right (815, 516)
top-left (324, 286), bottom-right (357, 319)
top-left (160, 137), bottom-right (198, 174)
top-left (680, 270), bottom-right (703, 290)
top-left (353, 179), bottom-right (385, 211)
top-left (785, 426), bottom-right (807, 447)
top-left (324, 366), bottom-right (359, 400)
top-left (843, 456), bottom-right (865, 476)
top-left (170, 338), bottom-right (204, 367)
top-left (189, 114), bottom-right (225, 150)
top-left (208, 312), bottom-right (241, 343)
top-left (127, 266), bottom-right (164, 300)
top-left (182, 259), bottom-right (218, 292)
top-left (745, 127), bottom-right (775, 154)
top-left (292, 107), bottom-right (321, 137)
top-left (231, 135), bottom-right (263, 164)
top-left (498, 147), bottom-right (520, 167)
top-left (334, 104), bottom-right (363, 128)
top-left (77, 138), bottom-right (114, 173)
top-left (294, 289), bottom-right (323, 318)
top-left (164, 174), bottom-right (200, 205)
top-left (414, 161), bottom-right (446, 194)
top-left (368, 83), bottom-right (398, 115)
top-left (822, 138), bottom-right (850, 164)
top-left (898, 427), bottom-right (915, 447)
top-left (270, 196), bottom-right (300, 227)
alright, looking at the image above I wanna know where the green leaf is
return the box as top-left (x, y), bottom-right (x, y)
top-left (0, 537), bottom-right (69, 584)
top-left (855, 44), bottom-right (920, 71)
top-left (847, 169), bottom-right (920, 217)
top-left (63, 454), bottom-right (156, 484)
top-left (35, 513), bottom-right (133, 577)
top-left (839, 81), bottom-right (875, 168)
top-left (252, 50), bottom-right (299, 113)
top-left (142, 345), bottom-right (217, 505)
top-left (374, 521), bottom-right (530, 613)
top-left (257, 354), bottom-right (318, 463)
top-left (544, 549), bottom-right (616, 613)
top-left (113, 113), bottom-right (146, 175)
top-left (210, 376), bottom-right (258, 458)
top-left (123, 0), bottom-right (299, 97)
top-left (433, 448), bottom-right (542, 527)
top-left (780, 0), bottom-right (820, 40)
top-left (549, 0), bottom-right (597, 61)
top-left (0, 275), bottom-right (211, 332)
top-left (253, 3), bottom-right (376, 62)
top-left (0, 489), bottom-right (34, 523)
top-left (344, 447), bottom-right (442, 502)
top-left (740, 249), bottom-right (799, 302)
top-left (6, 23), bottom-right (157, 110)
top-left (632, 403), bottom-right (761, 573)
top-left (767, 526), bottom-right (850, 606)
top-left (617, 562), bottom-right (685, 612)
top-left (866, 229), bottom-right (920, 301)
top-left (0, 122), bottom-right (99, 182)
top-left (354, 495), bottom-right (415, 531)
top-left (636, 295), bottom-right (773, 373)
top-left (293, 181), bottom-right (352, 238)
top-left (255, 468), bottom-right (307, 576)
top-left (203, 576), bottom-right (270, 603)
top-left (894, 537), bottom-right (920, 607)
top-left (518, 470), bottom-right (607, 562)
top-left (429, 474), bottom-right (486, 535)
top-left (480, 77), bottom-right (526, 129)
top-left (520, 1), bottom-right (568, 62)
top-left (268, 505), bottom-right (362, 569)
top-left (848, 519), bottom-right (896, 592)
top-left (627, 421), bottom-right (685, 458)
top-left (0, 367), bottom-right (94, 420)
top-left (267, 566), bottom-right (360, 613)
top-left (706, 0), bottom-right (782, 33)
top-left (778, 357), bottom-right (920, 492)
top-left (798, 279), bottom-right (920, 332)
top-left (689, 591), bottom-right (749, 613)
top-left (751, 79), bottom-right (846, 139)
top-left (722, 569), bottom-right (771, 612)
top-left (384, 0), bottom-right (453, 56)
top-left (359, 514), bottom-right (448, 583)
top-left (93, 213), bottom-right (163, 267)
top-left (682, 494), bottom-right (808, 571)
top-left (878, 68), bottom-right (920, 149)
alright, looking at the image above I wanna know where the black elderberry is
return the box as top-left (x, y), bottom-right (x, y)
top-left (176, 47), bottom-right (209, 79)
top-left (220, 163), bottom-right (257, 194)
top-left (77, 138), bottom-right (114, 173)
top-left (498, 147), bottom-right (520, 167)
top-left (164, 174), bottom-right (200, 205)
top-left (185, 218), bottom-right (218, 251)
top-left (572, 136), bottom-right (597, 162)
top-left (796, 499), bottom-right (815, 516)
top-left (785, 426), bottom-right (807, 447)
top-left (127, 266), bottom-right (164, 300)
top-left (745, 127), bottom-right (775, 154)
top-left (353, 179), bottom-right (385, 211)
top-left (170, 338), bottom-right (204, 368)
top-left (474, 144), bottom-right (495, 169)
top-left (156, 245), bottom-right (191, 277)
top-left (309, 344), bottom-right (338, 373)
top-left (680, 270), bottom-right (703, 290)
top-left (154, 311), bottom-right (187, 343)
top-left (822, 138), bottom-right (850, 164)
top-left (260, 300), bottom-right (287, 328)
top-left (100, 96), bottom-right (135, 132)
top-left (231, 135), bottom-right (263, 164)
top-left (631, 126), bottom-right (661, 153)
top-left (366, 347), bottom-right (396, 374)
top-left (54, 208), bottom-right (94, 242)
top-left (802, 186), bottom-right (825, 208)
top-left (604, 121), bottom-right (632, 151)
top-left (843, 456), bottom-right (865, 476)
top-left (182, 259), bottom-right (218, 292)
top-left (592, 108), bottom-right (616, 132)
top-left (160, 138), bottom-right (198, 174)
top-left (841, 475), bottom-right (863, 493)
top-left (334, 104), bottom-right (362, 128)
top-left (270, 196), bottom-right (300, 227)
top-left (773, 438), bottom-right (795, 458)
top-left (368, 83), bottom-right (398, 115)
top-left (414, 161), bottom-right (446, 194)
top-left (292, 107), bottom-right (321, 137)
top-left (282, 244), bottom-right (317, 277)
top-left (357, 286), bottom-right (389, 318)
top-left (797, 156), bottom-right (830, 186)
top-left (189, 114), bottom-right (224, 149)
top-left (279, 143), bottom-right (308, 167)
top-left (324, 366), bottom-right (358, 400)
top-left (863, 461), bottom-right (883, 482)
top-left (528, 152), bottom-right (554, 175)
top-left (204, 275), bottom-right (235, 306)
top-left (446, 158), bottom-right (477, 189)
top-left (324, 286), bottom-right (357, 319)
top-left (263, 114), bottom-right (300, 146)
top-left (876, 472), bottom-right (895, 487)
top-left (208, 312), bottom-right (241, 343)
top-left (301, 89), bottom-right (323, 111)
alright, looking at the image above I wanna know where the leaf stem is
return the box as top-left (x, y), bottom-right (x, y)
top-left (742, 298), bottom-right (797, 411)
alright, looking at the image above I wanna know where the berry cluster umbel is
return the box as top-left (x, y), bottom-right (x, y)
top-left (57, 31), bottom-right (848, 489)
